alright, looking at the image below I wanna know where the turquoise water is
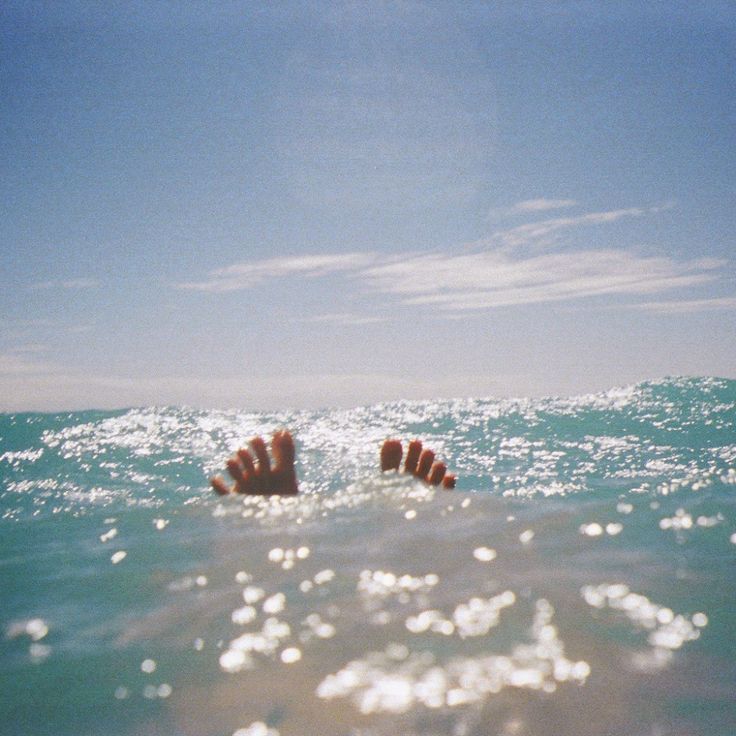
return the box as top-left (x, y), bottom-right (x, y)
top-left (1, 376), bottom-right (735, 736)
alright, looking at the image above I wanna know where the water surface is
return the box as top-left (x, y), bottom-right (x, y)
top-left (2, 377), bottom-right (735, 735)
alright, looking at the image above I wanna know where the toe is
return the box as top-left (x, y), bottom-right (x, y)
top-left (381, 439), bottom-right (403, 471)
top-left (416, 449), bottom-right (435, 478)
top-left (427, 461), bottom-right (447, 486)
top-left (271, 431), bottom-right (295, 471)
top-left (404, 440), bottom-right (422, 474)
top-left (237, 449), bottom-right (256, 475)
top-left (211, 476), bottom-right (232, 495)
top-left (250, 436), bottom-right (271, 475)
top-left (226, 457), bottom-right (244, 482)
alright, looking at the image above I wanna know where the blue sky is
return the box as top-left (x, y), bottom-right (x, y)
top-left (1, 1), bottom-right (734, 411)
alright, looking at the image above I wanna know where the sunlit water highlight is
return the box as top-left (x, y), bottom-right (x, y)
top-left (1, 377), bottom-right (735, 735)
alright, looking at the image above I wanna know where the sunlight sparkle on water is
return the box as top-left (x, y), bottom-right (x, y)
top-left (581, 583), bottom-right (707, 663)
top-left (232, 722), bottom-right (280, 736)
top-left (6, 618), bottom-right (49, 642)
top-left (280, 647), bottom-right (302, 664)
top-left (472, 546), bottom-right (497, 562)
top-left (318, 598), bottom-right (589, 714)
top-left (99, 527), bottom-right (117, 542)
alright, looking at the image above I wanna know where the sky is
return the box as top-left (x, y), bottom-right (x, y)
top-left (1, 1), bottom-right (734, 411)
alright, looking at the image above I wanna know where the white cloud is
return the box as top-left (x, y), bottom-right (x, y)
top-left (174, 206), bottom-right (728, 315)
top-left (473, 207), bottom-right (650, 252)
top-left (361, 250), bottom-right (724, 312)
top-left (176, 253), bottom-right (375, 293)
top-left (627, 296), bottom-right (736, 314)
top-left (488, 198), bottom-right (577, 220)
top-left (30, 278), bottom-right (99, 290)
top-left (305, 313), bottom-right (388, 326)
top-left (4, 343), bottom-right (48, 354)
top-left (0, 318), bottom-right (56, 329)
top-left (0, 350), bottom-right (59, 376)
top-left (514, 198), bottom-right (577, 212)
top-left (0, 320), bottom-right (94, 343)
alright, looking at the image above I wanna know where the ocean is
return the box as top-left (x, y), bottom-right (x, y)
top-left (1, 376), bottom-right (735, 736)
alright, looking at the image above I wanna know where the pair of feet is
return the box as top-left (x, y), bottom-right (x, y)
top-left (211, 432), bottom-right (456, 496)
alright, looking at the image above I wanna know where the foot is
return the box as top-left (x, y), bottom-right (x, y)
top-left (211, 430), bottom-right (298, 496)
top-left (380, 439), bottom-right (456, 489)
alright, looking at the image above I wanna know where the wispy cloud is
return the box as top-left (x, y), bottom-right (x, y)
top-left (30, 278), bottom-right (99, 290)
top-left (4, 343), bottom-right (48, 354)
top-left (305, 312), bottom-right (388, 326)
top-left (361, 250), bottom-right (725, 312)
top-left (473, 206), bottom-right (652, 252)
top-left (0, 318), bottom-right (55, 329)
top-left (0, 349), bottom-right (58, 376)
top-left (488, 198), bottom-right (577, 221)
top-left (627, 296), bottom-right (736, 314)
top-left (176, 253), bottom-right (374, 293)
top-left (175, 205), bottom-right (729, 315)
top-left (0, 319), bottom-right (94, 343)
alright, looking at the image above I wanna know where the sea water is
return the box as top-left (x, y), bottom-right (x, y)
top-left (1, 376), bottom-right (735, 736)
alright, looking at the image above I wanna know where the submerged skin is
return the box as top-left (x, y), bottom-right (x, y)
top-left (212, 432), bottom-right (456, 496)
